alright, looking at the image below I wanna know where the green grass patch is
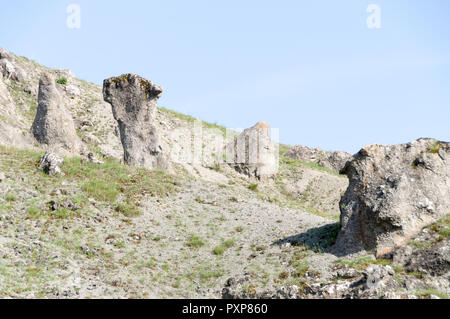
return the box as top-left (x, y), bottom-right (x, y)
top-left (26, 206), bottom-right (41, 219)
top-left (185, 234), bottom-right (205, 249)
top-left (416, 289), bottom-right (449, 299)
top-left (424, 214), bottom-right (450, 242)
top-left (115, 201), bottom-right (141, 217)
top-left (336, 256), bottom-right (391, 270)
top-left (281, 156), bottom-right (341, 176)
top-left (5, 194), bottom-right (17, 202)
top-left (428, 141), bottom-right (441, 154)
top-left (213, 239), bottom-right (235, 256)
top-left (63, 157), bottom-right (179, 203)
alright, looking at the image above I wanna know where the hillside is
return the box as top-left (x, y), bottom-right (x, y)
top-left (0, 48), bottom-right (448, 299)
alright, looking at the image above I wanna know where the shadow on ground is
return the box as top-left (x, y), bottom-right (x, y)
top-left (272, 222), bottom-right (340, 253)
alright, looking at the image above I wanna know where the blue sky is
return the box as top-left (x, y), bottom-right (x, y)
top-left (1, 1), bottom-right (449, 153)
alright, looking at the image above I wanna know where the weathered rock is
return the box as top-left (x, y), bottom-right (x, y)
top-left (334, 138), bottom-right (450, 256)
top-left (103, 74), bottom-right (166, 170)
top-left (39, 151), bottom-right (64, 175)
top-left (285, 145), bottom-right (351, 173)
top-left (318, 151), bottom-right (353, 172)
top-left (391, 225), bottom-right (450, 277)
top-left (0, 171), bottom-right (5, 182)
top-left (225, 122), bottom-right (278, 179)
top-left (364, 265), bottom-right (395, 290)
top-left (0, 48), bottom-right (12, 60)
top-left (222, 274), bottom-right (302, 299)
top-left (285, 145), bottom-right (326, 163)
top-left (0, 48), bottom-right (25, 82)
top-left (31, 72), bottom-right (82, 153)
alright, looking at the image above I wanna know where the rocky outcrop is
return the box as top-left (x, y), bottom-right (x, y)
top-left (222, 265), bottom-right (399, 299)
top-left (285, 145), bottom-right (351, 173)
top-left (0, 48), bottom-right (25, 82)
top-left (390, 216), bottom-right (450, 277)
top-left (334, 138), bottom-right (450, 257)
top-left (39, 151), bottom-right (64, 175)
top-left (225, 122), bottom-right (278, 179)
top-left (103, 74), bottom-right (167, 170)
top-left (31, 72), bottom-right (82, 153)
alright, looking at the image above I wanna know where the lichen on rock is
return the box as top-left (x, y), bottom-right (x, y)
top-left (333, 138), bottom-right (450, 257)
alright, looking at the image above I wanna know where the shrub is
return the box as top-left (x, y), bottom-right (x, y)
top-left (56, 77), bottom-right (68, 85)
top-left (213, 246), bottom-right (225, 255)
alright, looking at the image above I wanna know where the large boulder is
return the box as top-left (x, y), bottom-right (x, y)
top-left (103, 74), bottom-right (167, 170)
top-left (333, 138), bottom-right (450, 257)
top-left (285, 145), bottom-right (351, 173)
top-left (225, 121), bottom-right (278, 179)
top-left (31, 72), bottom-right (82, 153)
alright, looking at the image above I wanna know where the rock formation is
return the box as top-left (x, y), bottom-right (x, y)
top-left (285, 145), bottom-right (352, 173)
top-left (39, 151), bottom-right (64, 175)
top-left (333, 138), bottom-right (450, 256)
top-left (0, 48), bottom-right (25, 82)
top-left (103, 73), bottom-right (167, 170)
top-left (31, 72), bottom-right (82, 153)
top-left (225, 122), bottom-right (278, 179)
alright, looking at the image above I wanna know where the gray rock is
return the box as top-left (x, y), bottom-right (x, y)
top-left (393, 236), bottom-right (450, 277)
top-left (50, 199), bottom-right (80, 211)
top-left (285, 145), bottom-right (351, 173)
top-left (318, 151), bottom-right (353, 172)
top-left (0, 171), bottom-right (5, 182)
top-left (225, 121), bottom-right (278, 179)
top-left (39, 151), bottom-right (64, 175)
top-left (364, 265), bottom-right (395, 291)
top-left (285, 145), bottom-right (326, 162)
top-left (103, 74), bottom-right (167, 170)
top-left (0, 48), bottom-right (26, 82)
top-left (0, 59), bottom-right (25, 82)
top-left (31, 72), bottom-right (82, 153)
top-left (334, 138), bottom-right (450, 256)
top-left (0, 48), bottom-right (12, 60)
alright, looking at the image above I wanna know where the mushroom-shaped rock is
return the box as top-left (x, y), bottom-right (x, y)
top-left (31, 72), bottom-right (82, 154)
top-left (103, 74), bottom-right (166, 170)
top-left (333, 138), bottom-right (450, 257)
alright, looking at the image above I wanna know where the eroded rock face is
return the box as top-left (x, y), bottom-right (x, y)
top-left (31, 72), bottom-right (82, 153)
top-left (285, 145), bottom-right (351, 173)
top-left (0, 48), bottom-right (25, 82)
top-left (334, 138), bottom-right (450, 257)
top-left (225, 122), bottom-right (278, 179)
top-left (103, 74), bottom-right (166, 170)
